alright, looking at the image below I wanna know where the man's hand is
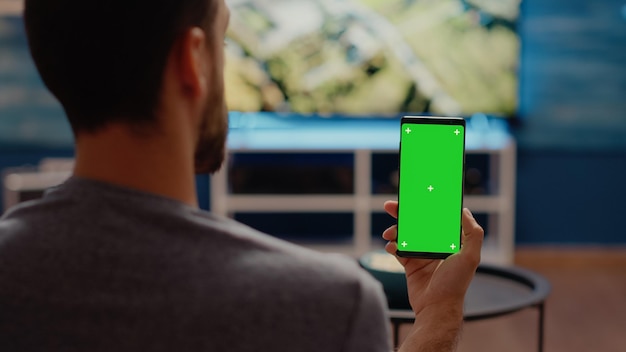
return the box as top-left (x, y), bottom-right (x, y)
top-left (382, 201), bottom-right (484, 351)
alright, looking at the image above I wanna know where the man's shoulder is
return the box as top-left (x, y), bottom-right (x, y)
top-left (186, 210), bottom-right (386, 306)
top-left (202, 212), bottom-right (377, 285)
top-left (0, 178), bottom-right (372, 282)
top-left (0, 177), bottom-right (384, 298)
top-left (0, 180), bottom-right (391, 352)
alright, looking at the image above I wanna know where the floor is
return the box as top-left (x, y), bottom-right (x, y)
top-left (396, 247), bottom-right (626, 352)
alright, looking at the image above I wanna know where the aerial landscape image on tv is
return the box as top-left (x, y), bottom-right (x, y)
top-left (224, 0), bottom-right (520, 118)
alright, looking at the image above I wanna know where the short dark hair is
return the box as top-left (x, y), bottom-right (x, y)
top-left (24, 0), bottom-right (217, 133)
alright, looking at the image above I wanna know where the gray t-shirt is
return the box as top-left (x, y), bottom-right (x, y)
top-left (0, 177), bottom-right (391, 351)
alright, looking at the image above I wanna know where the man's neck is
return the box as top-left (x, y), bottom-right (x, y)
top-left (72, 123), bottom-right (199, 207)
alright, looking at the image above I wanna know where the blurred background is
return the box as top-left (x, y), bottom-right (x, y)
top-left (2, 0), bottom-right (625, 244)
top-left (1, 0), bottom-right (625, 351)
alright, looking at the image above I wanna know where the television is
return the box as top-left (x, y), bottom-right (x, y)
top-left (224, 0), bottom-right (522, 119)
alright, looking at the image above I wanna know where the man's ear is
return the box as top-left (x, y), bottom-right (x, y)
top-left (176, 27), bottom-right (209, 100)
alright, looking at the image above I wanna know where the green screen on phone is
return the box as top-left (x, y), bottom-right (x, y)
top-left (397, 118), bottom-right (465, 257)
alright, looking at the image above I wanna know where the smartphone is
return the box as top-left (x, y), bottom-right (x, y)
top-left (396, 116), bottom-right (466, 259)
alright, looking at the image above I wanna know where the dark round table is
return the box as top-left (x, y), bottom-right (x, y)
top-left (359, 252), bottom-right (551, 352)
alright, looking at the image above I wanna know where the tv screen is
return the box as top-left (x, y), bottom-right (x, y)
top-left (224, 0), bottom-right (521, 118)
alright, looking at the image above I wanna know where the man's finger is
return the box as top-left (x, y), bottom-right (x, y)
top-left (382, 225), bottom-right (398, 241)
top-left (384, 240), bottom-right (398, 256)
top-left (384, 200), bottom-right (398, 219)
top-left (460, 208), bottom-right (484, 263)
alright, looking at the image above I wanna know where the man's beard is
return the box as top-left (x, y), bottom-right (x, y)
top-left (193, 96), bottom-right (228, 175)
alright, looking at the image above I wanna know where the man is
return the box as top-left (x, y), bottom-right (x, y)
top-left (0, 0), bottom-right (484, 351)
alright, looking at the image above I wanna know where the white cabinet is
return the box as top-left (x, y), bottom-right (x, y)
top-left (211, 117), bottom-right (516, 265)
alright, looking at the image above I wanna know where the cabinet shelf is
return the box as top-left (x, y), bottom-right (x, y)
top-left (224, 195), bottom-right (356, 212)
top-left (370, 195), bottom-right (512, 213)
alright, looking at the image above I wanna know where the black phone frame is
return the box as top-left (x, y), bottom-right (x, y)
top-left (396, 116), bottom-right (467, 259)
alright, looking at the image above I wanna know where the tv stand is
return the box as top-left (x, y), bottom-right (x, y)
top-left (210, 116), bottom-right (516, 265)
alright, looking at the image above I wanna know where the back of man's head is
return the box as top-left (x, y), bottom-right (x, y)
top-left (24, 0), bottom-right (217, 133)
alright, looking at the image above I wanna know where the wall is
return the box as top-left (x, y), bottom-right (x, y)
top-left (516, 151), bottom-right (626, 244)
top-left (518, 0), bottom-right (626, 150)
top-left (514, 0), bottom-right (626, 244)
